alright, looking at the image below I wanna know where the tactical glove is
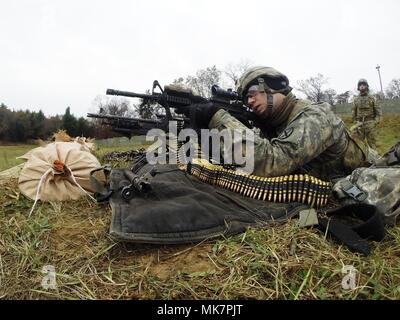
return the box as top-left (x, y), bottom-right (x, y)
top-left (350, 122), bottom-right (362, 133)
top-left (176, 102), bottom-right (221, 128)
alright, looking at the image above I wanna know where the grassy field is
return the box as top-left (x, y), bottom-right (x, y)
top-left (334, 98), bottom-right (400, 114)
top-left (340, 113), bottom-right (400, 155)
top-left (0, 115), bottom-right (400, 300)
top-left (0, 145), bottom-right (36, 171)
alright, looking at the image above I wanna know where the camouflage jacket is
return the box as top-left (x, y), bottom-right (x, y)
top-left (352, 94), bottom-right (382, 123)
top-left (209, 98), bottom-right (373, 180)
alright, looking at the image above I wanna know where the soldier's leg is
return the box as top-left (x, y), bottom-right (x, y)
top-left (350, 124), bottom-right (364, 142)
top-left (365, 124), bottom-right (378, 149)
top-left (358, 126), bottom-right (367, 144)
top-left (368, 131), bottom-right (377, 149)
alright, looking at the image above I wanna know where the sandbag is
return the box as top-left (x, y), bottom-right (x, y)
top-left (17, 138), bottom-right (95, 161)
top-left (18, 142), bottom-right (105, 201)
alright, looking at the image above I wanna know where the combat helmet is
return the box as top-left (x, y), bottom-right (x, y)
top-left (236, 66), bottom-right (292, 98)
top-left (357, 78), bottom-right (369, 91)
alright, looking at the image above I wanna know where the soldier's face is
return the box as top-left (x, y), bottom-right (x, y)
top-left (359, 84), bottom-right (367, 92)
top-left (246, 91), bottom-right (268, 117)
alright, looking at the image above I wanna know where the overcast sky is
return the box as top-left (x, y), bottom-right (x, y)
top-left (1, 0), bottom-right (399, 117)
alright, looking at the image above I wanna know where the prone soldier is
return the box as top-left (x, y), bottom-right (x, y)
top-left (178, 66), bottom-right (379, 180)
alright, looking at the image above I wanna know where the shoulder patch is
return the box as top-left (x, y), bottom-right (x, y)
top-left (278, 127), bottom-right (294, 140)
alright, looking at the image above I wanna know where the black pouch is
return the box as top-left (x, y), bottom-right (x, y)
top-left (318, 203), bottom-right (385, 256)
top-left (93, 163), bottom-right (308, 244)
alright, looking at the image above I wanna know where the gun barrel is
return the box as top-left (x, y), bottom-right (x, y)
top-left (87, 113), bottom-right (163, 124)
top-left (106, 88), bottom-right (154, 100)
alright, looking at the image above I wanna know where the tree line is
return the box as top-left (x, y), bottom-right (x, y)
top-left (296, 74), bottom-right (400, 104)
top-left (2, 61), bottom-right (400, 143)
top-left (0, 104), bottom-right (118, 143)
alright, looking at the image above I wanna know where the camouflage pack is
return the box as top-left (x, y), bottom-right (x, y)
top-left (333, 143), bottom-right (400, 225)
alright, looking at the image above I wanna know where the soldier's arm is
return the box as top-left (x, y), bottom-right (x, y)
top-left (209, 108), bottom-right (338, 177)
top-left (373, 97), bottom-right (382, 123)
top-left (352, 99), bottom-right (357, 122)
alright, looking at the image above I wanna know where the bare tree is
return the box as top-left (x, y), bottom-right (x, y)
top-left (335, 91), bottom-right (352, 104)
top-left (134, 89), bottom-right (163, 119)
top-left (91, 95), bottom-right (134, 116)
top-left (184, 65), bottom-right (222, 97)
top-left (322, 88), bottom-right (337, 106)
top-left (172, 66), bottom-right (222, 98)
top-left (297, 74), bottom-right (329, 103)
top-left (223, 59), bottom-right (252, 88)
top-left (386, 78), bottom-right (400, 99)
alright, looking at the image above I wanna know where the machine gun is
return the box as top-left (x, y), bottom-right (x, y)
top-left (86, 113), bottom-right (174, 138)
top-left (87, 80), bottom-right (255, 138)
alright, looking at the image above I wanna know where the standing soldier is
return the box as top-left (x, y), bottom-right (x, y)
top-left (351, 79), bottom-right (382, 149)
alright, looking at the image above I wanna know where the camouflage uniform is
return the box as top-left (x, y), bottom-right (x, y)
top-left (351, 93), bottom-right (382, 149)
top-left (209, 95), bottom-right (376, 180)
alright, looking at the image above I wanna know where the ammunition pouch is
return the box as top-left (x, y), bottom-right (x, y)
top-left (94, 163), bottom-right (308, 244)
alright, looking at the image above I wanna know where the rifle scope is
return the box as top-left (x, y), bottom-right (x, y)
top-left (211, 85), bottom-right (241, 101)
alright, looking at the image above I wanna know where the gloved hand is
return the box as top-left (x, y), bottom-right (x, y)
top-left (176, 102), bottom-right (221, 128)
top-left (350, 121), bottom-right (362, 133)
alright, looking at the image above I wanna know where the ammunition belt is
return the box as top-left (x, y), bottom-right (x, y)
top-left (185, 160), bottom-right (331, 208)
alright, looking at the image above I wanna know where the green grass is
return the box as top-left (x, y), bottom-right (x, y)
top-left (334, 98), bottom-right (400, 114)
top-left (0, 145), bottom-right (36, 171)
top-left (1, 183), bottom-right (400, 300)
top-left (340, 114), bottom-right (400, 154)
top-left (1, 117), bottom-right (400, 300)
top-left (0, 141), bottom-right (150, 172)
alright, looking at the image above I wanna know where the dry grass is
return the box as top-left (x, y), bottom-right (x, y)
top-left (1, 115), bottom-right (400, 300)
top-left (1, 177), bottom-right (399, 300)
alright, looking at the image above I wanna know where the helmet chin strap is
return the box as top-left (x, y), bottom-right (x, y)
top-left (257, 77), bottom-right (274, 118)
top-left (267, 94), bottom-right (274, 118)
